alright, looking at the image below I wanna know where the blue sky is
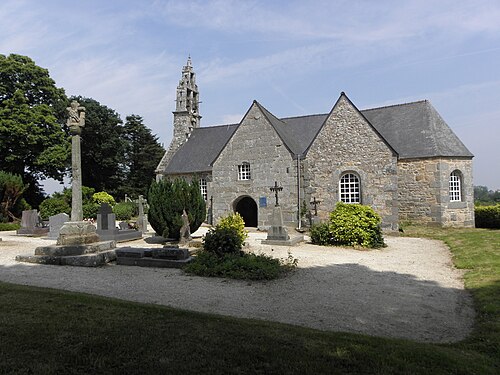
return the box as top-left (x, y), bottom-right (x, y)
top-left (1, 0), bottom-right (499, 191)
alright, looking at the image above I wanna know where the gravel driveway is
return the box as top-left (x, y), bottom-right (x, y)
top-left (0, 230), bottom-right (474, 343)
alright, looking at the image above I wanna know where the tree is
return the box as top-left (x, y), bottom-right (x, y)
top-left (122, 115), bottom-right (165, 197)
top-left (0, 54), bottom-right (69, 206)
top-left (71, 96), bottom-right (126, 198)
top-left (148, 178), bottom-right (206, 239)
top-left (0, 171), bottom-right (29, 222)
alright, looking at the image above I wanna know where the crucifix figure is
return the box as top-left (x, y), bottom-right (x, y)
top-left (310, 196), bottom-right (322, 216)
top-left (270, 181), bottom-right (283, 207)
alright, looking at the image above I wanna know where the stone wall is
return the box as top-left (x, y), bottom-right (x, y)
top-left (211, 103), bottom-right (299, 227)
top-left (304, 95), bottom-right (399, 230)
top-left (397, 157), bottom-right (474, 227)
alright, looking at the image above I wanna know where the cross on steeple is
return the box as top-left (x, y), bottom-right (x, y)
top-left (310, 196), bottom-right (321, 216)
top-left (270, 181), bottom-right (283, 207)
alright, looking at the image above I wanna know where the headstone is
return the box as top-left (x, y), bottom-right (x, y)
top-left (48, 213), bottom-right (69, 239)
top-left (118, 221), bottom-right (129, 230)
top-left (136, 195), bottom-right (150, 233)
top-left (97, 203), bottom-right (115, 232)
top-left (16, 209), bottom-right (49, 235)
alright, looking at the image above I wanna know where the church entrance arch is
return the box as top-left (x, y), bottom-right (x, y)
top-left (233, 196), bottom-right (258, 227)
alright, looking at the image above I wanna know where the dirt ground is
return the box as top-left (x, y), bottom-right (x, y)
top-left (0, 229), bottom-right (474, 343)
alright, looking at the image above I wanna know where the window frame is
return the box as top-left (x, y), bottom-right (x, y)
top-left (449, 170), bottom-right (462, 202)
top-left (199, 178), bottom-right (207, 201)
top-left (238, 162), bottom-right (251, 181)
top-left (339, 172), bottom-right (361, 204)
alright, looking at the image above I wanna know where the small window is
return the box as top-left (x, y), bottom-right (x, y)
top-left (200, 178), bottom-right (207, 200)
top-left (238, 163), bottom-right (251, 180)
top-left (339, 173), bottom-right (360, 203)
top-left (449, 171), bottom-right (462, 202)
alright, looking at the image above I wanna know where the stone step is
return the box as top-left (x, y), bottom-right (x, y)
top-left (16, 249), bottom-right (116, 267)
top-left (35, 240), bottom-right (116, 256)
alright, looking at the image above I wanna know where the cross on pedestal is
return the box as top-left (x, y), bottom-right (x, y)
top-left (310, 196), bottom-right (322, 216)
top-left (270, 181), bottom-right (283, 207)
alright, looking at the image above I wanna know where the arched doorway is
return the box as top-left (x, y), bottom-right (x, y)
top-left (234, 196), bottom-right (258, 227)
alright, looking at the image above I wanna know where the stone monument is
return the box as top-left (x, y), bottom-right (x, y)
top-left (96, 203), bottom-right (142, 242)
top-left (16, 209), bottom-right (49, 236)
top-left (48, 213), bottom-right (69, 239)
top-left (178, 209), bottom-right (192, 244)
top-left (262, 181), bottom-right (303, 246)
top-left (135, 195), bottom-right (150, 233)
top-left (16, 101), bottom-right (116, 266)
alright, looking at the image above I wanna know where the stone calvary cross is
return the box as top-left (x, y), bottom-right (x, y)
top-left (66, 100), bottom-right (86, 221)
top-left (270, 181), bottom-right (283, 207)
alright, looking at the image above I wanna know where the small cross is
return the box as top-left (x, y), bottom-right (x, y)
top-left (270, 181), bottom-right (283, 207)
top-left (310, 196), bottom-right (321, 216)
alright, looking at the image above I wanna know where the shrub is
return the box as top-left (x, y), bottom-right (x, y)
top-left (310, 222), bottom-right (333, 246)
top-left (83, 202), bottom-right (100, 220)
top-left (184, 251), bottom-right (298, 280)
top-left (0, 222), bottom-right (21, 231)
top-left (113, 201), bottom-right (136, 221)
top-left (310, 203), bottom-right (385, 248)
top-left (216, 212), bottom-right (247, 247)
top-left (475, 205), bottom-right (500, 229)
top-left (148, 178), bottom-right (206, 239)
top-left (38, 197), bottom-right (71, 220)
top-left (203, 226), bottom-right (243, 257)
top-left (92, 191), bottom-right (116, 206)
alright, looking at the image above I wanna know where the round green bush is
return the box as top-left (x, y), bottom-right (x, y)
top-left (203, 226), bottom-right (243, 257)
top-left (310, 202), bottom-right (385, 248)
top-left (92, 191), bottom-right (116, 206)
top-left (113, 202), bottom-right (136, 221)
top-left (215, 212), bottom-right (247, 246)
top-left (38, 197), bottom-right (70, 220)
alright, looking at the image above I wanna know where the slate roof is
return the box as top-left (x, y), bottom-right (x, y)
top-left (162, 98), bottom-right (473, 174)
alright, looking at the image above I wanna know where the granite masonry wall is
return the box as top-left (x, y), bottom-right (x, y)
top-left (211, 103), bottom-right (299, 227)
top-left (304, 95), bottom-right (399, 230)
top-left (398, 157), bottom-right (474, 227)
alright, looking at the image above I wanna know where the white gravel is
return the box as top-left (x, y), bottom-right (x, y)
top-left (0, 229), bottom-right (474, 343)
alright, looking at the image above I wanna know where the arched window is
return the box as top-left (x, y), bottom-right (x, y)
top-left (339, 173), bottom-right (360, 203)
top-left (449, 171), bottom-right (462, 202)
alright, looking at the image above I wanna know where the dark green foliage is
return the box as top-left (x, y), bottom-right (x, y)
top-left (0, 222), bottom-right (20, 231)
top-left (83, 202), bottom-right (100, 220)
top-left (148, 178), bottom-right (206, 239)
top-left (310, 203), bottom-right (385, 248)
top-left (475, 205), bottom-right (500, 229)
top-left (203, 227), bottom-right (243, 257)
top-left (474, 185), bottom-right (500, 206)
top-left (113, 202), bottom-right (136, 221)
top-left (0, 171), bottom-right (28, 222)
top-left (71, 96), bottom-right (126, 198)
top-left (0, 54), bottom-right (69, 206)
top-left (310, 222), bottom-right (333, 246)
top-left (38, 197), bottom-right (70, 220)
top-left (184, 251), bottom-right (297, 280)
top-left (122, 115), bottom-right (165, 197)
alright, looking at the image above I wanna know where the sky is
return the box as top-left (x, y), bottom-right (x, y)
top-left (1, 0), bottom-right (499, 192)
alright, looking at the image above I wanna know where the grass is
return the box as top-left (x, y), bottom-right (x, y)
top-left (0, 226), bottom-right (498, 374)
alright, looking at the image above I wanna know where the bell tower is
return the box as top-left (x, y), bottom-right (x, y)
top-left (156, 57), bottom-right (202, 177)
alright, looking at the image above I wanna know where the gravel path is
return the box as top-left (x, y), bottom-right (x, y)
top-left (0, 230), bottom-right (474, 343)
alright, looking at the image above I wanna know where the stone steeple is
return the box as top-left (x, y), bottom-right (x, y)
top-left (156, 57), bottom-right (202, 176)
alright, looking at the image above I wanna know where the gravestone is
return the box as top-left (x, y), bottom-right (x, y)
top-left (48, 213), bottom-right (69, 239)
top-left (135, 195), bottom-right (150, 233)
top-left (96, 203), bottom-right (142, 242)
top-left (179, 209), bottom-right (192, 245)
top-left (16, 209), bottom-right (49, 235)
top-left (116, 246), bottom-right (192, 268)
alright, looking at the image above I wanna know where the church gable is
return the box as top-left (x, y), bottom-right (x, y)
top-left (305, 93), bottom-right (399, 229)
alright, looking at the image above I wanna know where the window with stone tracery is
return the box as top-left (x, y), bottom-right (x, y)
top-left (238, 163), bottom-right (251, 180)
top-left (339, 173), bottom-right (360, 203)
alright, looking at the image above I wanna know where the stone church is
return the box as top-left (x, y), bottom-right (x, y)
top-left (156, 58), bottom-right (475, 229)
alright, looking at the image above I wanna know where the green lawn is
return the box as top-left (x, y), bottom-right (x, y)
top-left (0, 227), bottom-right (498, 374)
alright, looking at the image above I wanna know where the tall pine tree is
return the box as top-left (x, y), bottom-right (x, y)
top-left (122, 115), bottom-right (165, 198)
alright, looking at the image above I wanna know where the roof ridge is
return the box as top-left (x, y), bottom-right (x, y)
top-left (362, 100), bottom-right (428, 112)
top-left (198, 123), bottom-right (239, 129)
top-left (279, 113), bottom-right (329, 120)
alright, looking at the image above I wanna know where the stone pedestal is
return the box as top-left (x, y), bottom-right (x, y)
top-left (262, 206), bottom-right (303, 246)
top-left (16, 221), bottom-right (116, 267)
